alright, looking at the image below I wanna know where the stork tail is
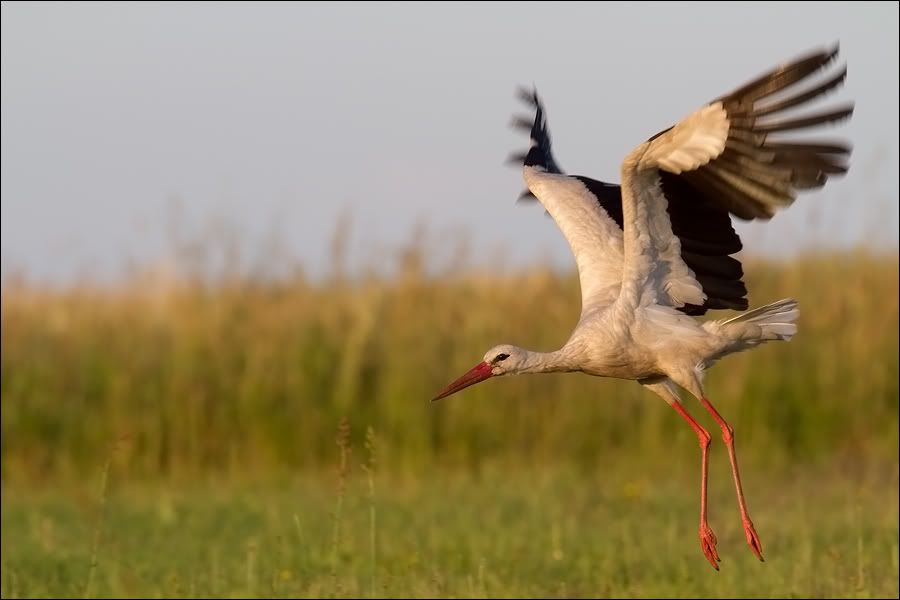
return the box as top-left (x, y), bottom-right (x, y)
top-left (703, 298), bottom-right (800, 363)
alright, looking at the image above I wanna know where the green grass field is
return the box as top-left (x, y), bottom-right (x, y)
top-left (2, 248), bottom-right (898, 598)
top-left (2, 462), bottom-right (898, 598)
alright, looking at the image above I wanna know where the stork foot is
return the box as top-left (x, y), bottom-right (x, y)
top-left (742, 518), bottom-right (764, 562)
top-left (699, 525), bottom-right (721, 570)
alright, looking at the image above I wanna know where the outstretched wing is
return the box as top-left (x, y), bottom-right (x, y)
top-left (618, 44), bottom-right (853, 313)
top-left (508, 89), bottom-right (749, 316)
top-left (509, 88), bottom-right (627, 311)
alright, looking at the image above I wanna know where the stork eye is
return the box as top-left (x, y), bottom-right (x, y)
top-left (495, 353), bottom-right (510, 362)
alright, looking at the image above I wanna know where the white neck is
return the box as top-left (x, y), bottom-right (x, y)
top-left (518, 345), bottom-right (582, 374)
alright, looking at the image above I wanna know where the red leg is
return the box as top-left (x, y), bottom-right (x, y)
top-left (700, 397), bottom-right (764, 562)
top-left (670, 401), bottom-right (720, 570)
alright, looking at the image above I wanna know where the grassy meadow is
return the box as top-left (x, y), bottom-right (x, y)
top-left (2, 244), bottom-right (898, 598)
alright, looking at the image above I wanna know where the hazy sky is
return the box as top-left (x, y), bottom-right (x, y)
top-left (2, 1), bottom-right (898, 284)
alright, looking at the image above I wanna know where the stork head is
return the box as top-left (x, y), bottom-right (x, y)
top-left (432, 344), bottom-right (526, 401)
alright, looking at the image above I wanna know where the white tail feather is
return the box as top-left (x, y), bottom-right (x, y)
top-left (703, 298), bottom-right (800, 361)
top-left (720, 298), bottom-right (799, 340)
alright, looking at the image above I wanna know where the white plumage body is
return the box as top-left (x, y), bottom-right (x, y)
top-left (522, 164), bottom-right (798, 387)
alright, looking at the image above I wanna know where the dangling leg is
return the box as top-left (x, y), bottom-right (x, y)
top-left (699, 395), bottom-right (764, 562)
top-left (670, 372), bottom-right (764, 562)
top-left (643, 380), bottom-right (719, 570)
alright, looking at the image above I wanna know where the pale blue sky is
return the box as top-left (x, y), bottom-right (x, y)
top-left (2, 1), bottom-right (898, 284)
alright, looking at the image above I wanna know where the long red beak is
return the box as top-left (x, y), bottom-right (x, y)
top-left (432, 362), bottom-right (493, 401)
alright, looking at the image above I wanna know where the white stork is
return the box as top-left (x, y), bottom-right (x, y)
top-left (433, 45), bottom-right (854, 570)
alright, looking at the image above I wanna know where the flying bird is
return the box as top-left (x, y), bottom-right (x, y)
top-left (432, 45), bottom-right (854, 570)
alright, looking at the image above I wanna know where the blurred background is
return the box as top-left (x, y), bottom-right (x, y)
top-left (2, 2), bottom-right (898, 598)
